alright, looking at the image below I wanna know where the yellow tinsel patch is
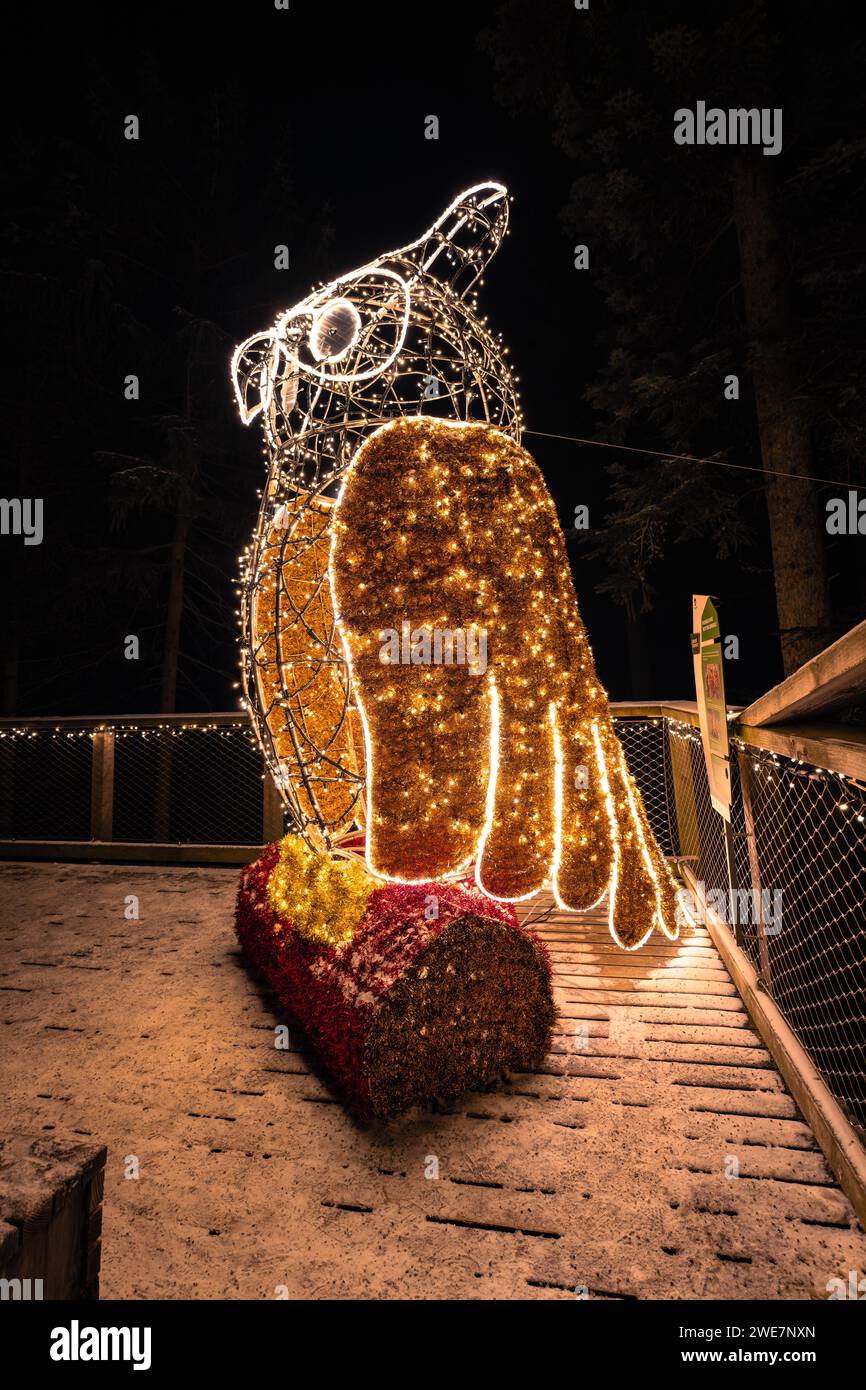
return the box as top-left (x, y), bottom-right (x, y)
top-left (267, 835), bottom-right (375, 948)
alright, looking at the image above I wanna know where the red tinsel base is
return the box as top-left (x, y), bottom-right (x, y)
top-left (235, 844), bottom-right (557, 1124)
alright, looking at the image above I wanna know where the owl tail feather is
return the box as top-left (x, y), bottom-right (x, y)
top-left (551, 674), bottom-right (681, 949)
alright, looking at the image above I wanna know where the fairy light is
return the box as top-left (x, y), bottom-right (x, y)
top-left (589, 720), bottom-right (631, 946)
top-left (330, 414), bottom-right (683, 948)
top-left (614, 740), bottom-right (679, 942)
top-left (230, 181), bottom-right (693, 947)
top-left (549, 702), bottom-right (609, 915)
top-left (474, 677), bottom-right (542, 903)
top-left (0, 722), bottom-right (254, 742)
top-left (248, 489), bottom-right (364, 848)
top-left (234, 182), bottom-right (519, 852)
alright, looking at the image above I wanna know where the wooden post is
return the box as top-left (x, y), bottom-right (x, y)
top-left (722, 818), bottom-right (744, 950)
top-left (737, 748), bottom-right (774, 991)
top-left (90, 729), bottom-right (114, 842)
top-left (0, 737), bottom-right (14, 839)
top-left (0, 1135), bottom-right (107, 1299)
top-left (262, 771), bottom-right (285, 844)
top-left (153, 737), bottom-right (173, 841)
top-left (668, 726), bottom-right (700, 861)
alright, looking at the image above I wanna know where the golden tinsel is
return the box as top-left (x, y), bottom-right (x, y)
top-left (267, 834), bottom-right (375, 948)
top-left (330, 416), bottom-right (680, 947)
top-left (251, 491), bottom-right (364, 849)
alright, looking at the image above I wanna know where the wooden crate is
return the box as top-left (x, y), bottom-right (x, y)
top-left (0, 1135), bottom-right (106, 1300)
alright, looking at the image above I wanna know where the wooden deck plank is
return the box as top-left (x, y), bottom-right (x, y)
top-left (1, 865), bottom-right (864, 1300)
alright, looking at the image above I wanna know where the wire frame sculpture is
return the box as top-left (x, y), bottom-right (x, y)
top-left (232, 183), bottom-right (522, 851)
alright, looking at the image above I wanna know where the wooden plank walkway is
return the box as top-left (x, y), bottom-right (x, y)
top-left (1, 863), bottom-right (864, 1299)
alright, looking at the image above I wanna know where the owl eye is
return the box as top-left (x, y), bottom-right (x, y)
top-left (309, 298), bottom-right (361, 362)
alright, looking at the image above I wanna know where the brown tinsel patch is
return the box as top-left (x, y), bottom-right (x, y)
top-left (365, 914), bottom-right (557, 1118)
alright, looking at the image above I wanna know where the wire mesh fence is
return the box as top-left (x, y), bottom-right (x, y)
top-left (0, 720), bottom-right (271, 846)
top-left (1, 715), bottom-right (678, 853)
top-left (730, 739), bottom-right (866, 1136)
top-left (0, 730), bottom-right (93, 842)
top-left (1, 708), bottom-right (863, 1135)
top-left (612, 716), bottom-right (678, 857)
top-left (112, 727), bottom-right (266, 844)
top-left (664, 716), bottom-right (866, 1138)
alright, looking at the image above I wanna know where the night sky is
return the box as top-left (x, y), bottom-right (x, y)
top-left (4, 1), bottom-right (862, 717)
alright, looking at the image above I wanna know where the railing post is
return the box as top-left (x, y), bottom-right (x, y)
top-left (262, 771), bottom-right (285, 844)
top-left (154, 736), bottom-right (173, 842)
top-left (90, 729), bottom-right (115, 842)
top-left (722, 818), bottom-right (744, 950)
top-left (0, 736), bottom-right (14, 839)
top-left (668, 725), bottom-right (701, 861)
top-left (736, 747), bottom-right (773, 991)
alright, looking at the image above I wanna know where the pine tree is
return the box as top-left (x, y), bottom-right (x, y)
top-left (481, 0), bottom-right (866, 674)
top-left (3, 71), bottom-right (327, 714)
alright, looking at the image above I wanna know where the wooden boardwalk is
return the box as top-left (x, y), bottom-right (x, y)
top-left (1, 863), bottom-right (864, 1299)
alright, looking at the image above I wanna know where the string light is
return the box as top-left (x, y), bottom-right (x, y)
top-left (248, 490), bottom-right (365, 848)
top-left (0, 723), bottom-right (255, 742)
top-left (228, 181), bottom-right (691, 946)
top-left (234, 182), bottom-right (520, 850)
top-left (330, 415), bottom-right (682, 949)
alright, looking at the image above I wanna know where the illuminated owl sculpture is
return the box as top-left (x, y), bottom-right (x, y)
top-left (232, 183), bottom-right (681, 949)
top-left (232, 184), bottom-right (518, 846)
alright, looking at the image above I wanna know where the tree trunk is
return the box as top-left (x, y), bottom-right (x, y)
top-left (2, 585), bottom-right (20, 717)
top-left (626, 607), bottom-right (653, 698)
top-left (154, 509), bottom-right (189, 841)
top-left (0, 612), bottom-right (16, 835)
top-left (732, 156), bottom-right (830, 676)
top-left (160, 509), bottom-right (190, 713)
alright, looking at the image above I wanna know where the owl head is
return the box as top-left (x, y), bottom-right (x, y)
top-left (231, 182), bottom-right (520, 487)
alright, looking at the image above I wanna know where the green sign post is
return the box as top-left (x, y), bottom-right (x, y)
top-left (692, 595), bottom-right (741, 944)
top-left (692, 595), bottom-right (731, 820)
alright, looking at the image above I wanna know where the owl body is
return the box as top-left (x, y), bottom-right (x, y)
top-left (233, 184), bottom-right (521, 848)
